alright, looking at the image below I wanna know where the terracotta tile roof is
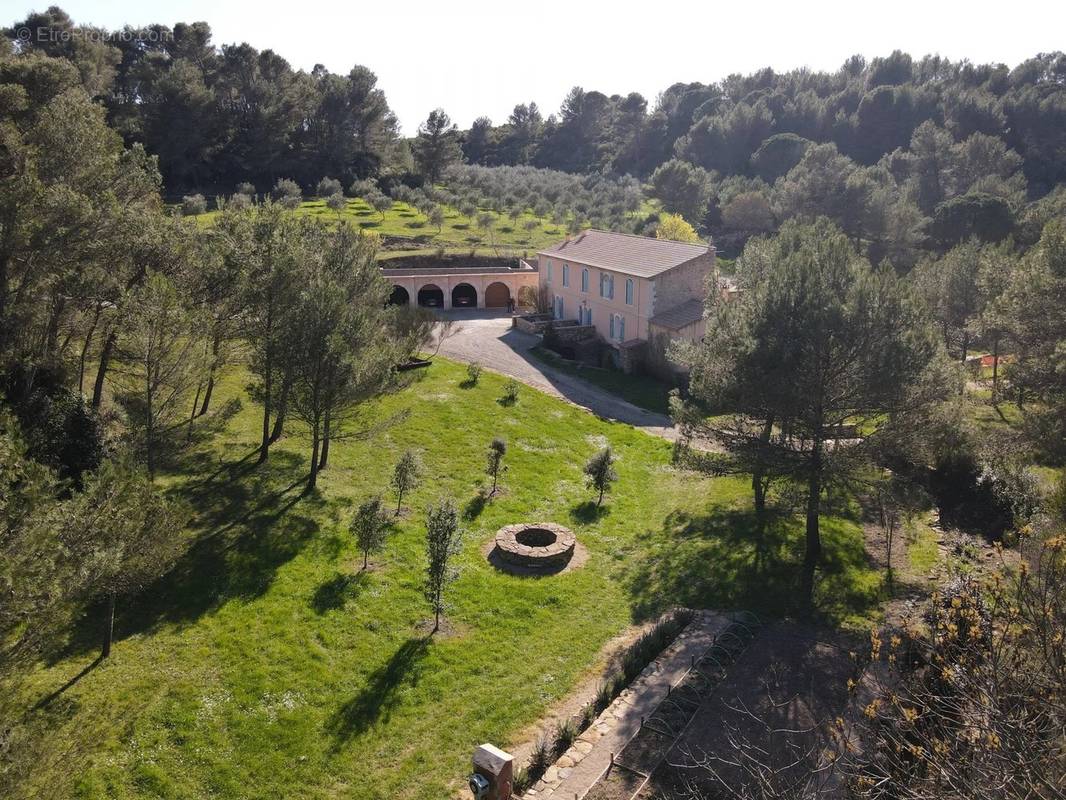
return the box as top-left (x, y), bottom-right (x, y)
top-left (649, 298), bottom-right (705, 330)
top-left (538, 229), bottom-right (711, 278)
top-left (380, 265), bottom-right (533, 277)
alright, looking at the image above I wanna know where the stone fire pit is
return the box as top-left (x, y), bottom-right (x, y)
top-left (493, 523), bottom-right (576, 571)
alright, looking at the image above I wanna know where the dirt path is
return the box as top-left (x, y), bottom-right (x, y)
top-left (433, 311), bottom-right (680, 441)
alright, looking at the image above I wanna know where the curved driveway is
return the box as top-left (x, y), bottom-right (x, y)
top-left (433, 310), bottom-right (680, 441)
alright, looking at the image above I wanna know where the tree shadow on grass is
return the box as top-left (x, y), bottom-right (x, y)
top-left (311, 571), bottom-right (369, 614)
top-left (570, 500), bottom-right (609, 525)
top-left (620, 508), bottom-right (880, 625)
top-left (326, 637), bottom-right (430, 746)
top-left (33, 655), bottom-right (103, 709)
top-left (463, 487), bottom-right (490, 521)
top-left (55, 448), bottom-right (329, 661)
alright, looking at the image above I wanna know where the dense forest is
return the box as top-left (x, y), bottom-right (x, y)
top-left (3, 7), bottom-right (404, 192)
top-left (464, 53), bottom-right (1066, 261)
top-left (6, 8), bottom-right (1066, 267)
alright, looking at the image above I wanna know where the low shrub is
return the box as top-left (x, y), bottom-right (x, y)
top-left (527, 734), bottom-right (552, 776)
top-left (227, 193), bottom-right (252, 210)
top-left (512, 766), bottom-right (533, 795)
top-left (578, 702), bottom-right (596, 732)
top-left (273, 178), bottom-right (302, 208)
top-left (500, 379), bottom-right (519, 405)
top-left (553, 719), bottom-right (578, 756)
top-left (316, 176), bottom-right (343, 197)
top-left (465, 362), bottom-right (482, 386)
top-left (594, 679), bottom-right (614, 713)
top-left (181, 193), bottom-right (206, 216)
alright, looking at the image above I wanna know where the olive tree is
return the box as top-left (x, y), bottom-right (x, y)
top-left (486, 437), bottom-right (507, 495)
top-left (424, 499), bottom-right (462, 633)
top-left (350, 495), bottom-right (390, 569)
top-left (392, 449), bottom-right (422, 515)
top-left (584, 446), bottom-right (618, 506)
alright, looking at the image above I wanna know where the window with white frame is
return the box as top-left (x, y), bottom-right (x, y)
top-left (546, 259), bottom-right (552, 283)
top-left (562, 263), bottom-right (569, 287)
top-left (625, 278), bottom-right (634, 305)
top-left (581, 268), bottom-right (589, 292)
top-left (610, 313), bottom-right (625, 341)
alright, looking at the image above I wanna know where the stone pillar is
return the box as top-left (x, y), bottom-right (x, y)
top-left (471, 744), bottom-right (513, 800)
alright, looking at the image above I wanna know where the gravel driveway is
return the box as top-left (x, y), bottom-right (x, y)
top-left (432, 310), bottom-right (680, 441)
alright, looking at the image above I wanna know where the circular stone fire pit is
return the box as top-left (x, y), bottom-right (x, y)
top-left (494, 523), bottom-right (576, 571)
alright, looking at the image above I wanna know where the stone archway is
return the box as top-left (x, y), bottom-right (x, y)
top-left (417, 283), bottom-right (444, 307)
top-left (388, 285), bottom-right (410, 306)
top-left (451, 282), bottom-right (477, 308)
top-left (485, 281), bottom-right (510, 309)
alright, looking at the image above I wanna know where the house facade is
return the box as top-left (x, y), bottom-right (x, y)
top-left (536, 230), bottom-right (717, 375)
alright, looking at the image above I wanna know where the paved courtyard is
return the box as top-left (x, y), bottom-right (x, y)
top-left (433, 310), bottom-right (679, 441)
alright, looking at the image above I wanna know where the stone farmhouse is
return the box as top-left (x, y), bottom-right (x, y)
top-left (534, 230), bottom-right (718, 378)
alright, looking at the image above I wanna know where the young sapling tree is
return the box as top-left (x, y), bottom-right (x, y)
top-left (424, 499), bottom-right (462, 633)
top-left (486, 437), bottom-right (507, 495)
top-left (584, 446), bottom-right (618, 506)
top-left (392, 449), bottom-right (422, 515)
top-left (350, 495), bottom-right (390, 569)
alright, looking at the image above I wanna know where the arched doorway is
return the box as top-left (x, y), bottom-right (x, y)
top-left (417, 284), bottom-right (444, 307)
top-left (451, 283), bottom-right (477, 308)
top-left (485, 281), bottom-right (510, 309)
top-left (388, 285), bottom-right (410, 306)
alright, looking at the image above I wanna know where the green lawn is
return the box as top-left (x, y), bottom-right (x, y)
top-left (13, 360), bottom-right (880, 800)
top-left (906, 516), bottom-right (941, 575)
top-left (195, 198), bottom-right (567, 258)
top-left (527, 345), bottom-right (674, 415)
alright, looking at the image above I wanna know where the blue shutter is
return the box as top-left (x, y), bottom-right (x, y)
top-left (619, 316), bottom-right (625, 341)
top-left (626, 279), bottom-right (633, 305)
top-left (609, 315), bottom-right (615, 339)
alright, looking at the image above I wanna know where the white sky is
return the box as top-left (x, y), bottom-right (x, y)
top-left (11, 0), bottom-right (1066, 134)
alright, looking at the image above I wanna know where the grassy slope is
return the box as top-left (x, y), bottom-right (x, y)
top-left (527, 345), bottom-right (673, 415)
top-left (196, 198), bottom-right (567, 258)
top-left (16, 361), bottom-right (880, 800)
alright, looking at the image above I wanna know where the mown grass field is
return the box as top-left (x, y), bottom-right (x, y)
top-left (195, 198), bottom-right (568, 259)
top-left (14, 360), bottom-right (881, 800)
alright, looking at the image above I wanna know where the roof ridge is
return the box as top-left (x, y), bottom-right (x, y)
top-left (582, 228), bottom-right (710, 249)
